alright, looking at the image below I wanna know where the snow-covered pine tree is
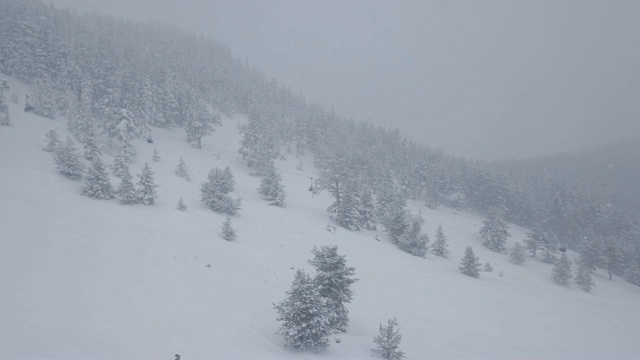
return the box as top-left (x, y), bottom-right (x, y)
top-left (1, 81), bottom-right (11, 126)
top-left (122, 141), bottom-right (137, 164)
top-left (32, 77), bottom-right (56, 119)
top-left (116, 165), bottom-right (138, 204)
top-left (575, 263), bottom-right (595, 292)
top-left (175, 156), bottom-right (190, 181)
top-left (200, 167), bottom-right (241, 215)
top-left (43, 129), bottom-right (60, 152)
top-left (603, 238), bottom-right (622, 280)
top-left (308, 246), bottom-right (358, 333)
top-left (221, 216), bottom-right (237, 241)
top-left (358, 185), bottom-right (378, 230)
top-left (552, 253), bottom-right (573, 286)
top-left (136, 163), bottom-right (158, 205)
top-left (479, 209), bottom-right (510, 253)
top-left (274, 269), bottom-right (331, 351)
top-left (578, 236), bottom-right (603, 274)
top-left (184, 96), bottom-right (220, 149)
top-left (111, 153), bottom-right (128, 179)
top-left (483, 262), bottom-right (493, 272)
top-left (82, 157), bottom-right (114, 199)
top-left (383, 208), bottom-right (411, 243)
top-left (54, 136), bottom-right (85, 179)
top-left (152, 148), bottom-right (161, 162)
top-left (524, 228), bottom-right (546, 257)
top-left (542, 243), bottom-right (558, 264)
top-left (258, 161), bottom-right (286, 207)
top-left (83, 135), bottom-right (102, 162)
top-left (371, 317), bottom-right (405, 360)
top-left (328, 179), bottom-right (362, 230)
top-left (396, 213), bottom-right (429, 257)
top-left (431, 224), bottom-right (450, 258)
top-left (176, 198), bottom-right (187, 211)
top-left (459, 246), bottom-right (481, 278)
top-left (509, 242), bottom-right (527, 265)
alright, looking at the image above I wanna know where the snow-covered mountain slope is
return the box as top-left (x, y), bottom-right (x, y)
top-left (2, 78), bottom-right (640, 359)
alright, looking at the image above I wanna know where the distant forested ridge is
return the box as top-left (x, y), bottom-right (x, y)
top-left (2, 0), bottom-right (639, 284)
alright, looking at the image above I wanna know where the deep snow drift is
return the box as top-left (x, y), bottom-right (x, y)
top-left (2, 77), bottom-right (640, 359)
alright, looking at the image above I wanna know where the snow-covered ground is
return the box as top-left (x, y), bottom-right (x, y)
top-left (2, 77), bottom-right (640, 359)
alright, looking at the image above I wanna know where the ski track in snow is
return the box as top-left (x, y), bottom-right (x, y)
top-left (2, 76), bottom-right (640, 359)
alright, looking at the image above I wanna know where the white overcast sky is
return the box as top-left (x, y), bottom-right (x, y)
top-left (49, 0), bottom-right (640, 159)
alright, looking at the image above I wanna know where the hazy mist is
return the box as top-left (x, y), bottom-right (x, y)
top-left (49, 0), bottom-right (640, 160)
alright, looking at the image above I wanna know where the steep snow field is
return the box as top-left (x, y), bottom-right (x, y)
top-left (2, 77), bottom-right (640, 359)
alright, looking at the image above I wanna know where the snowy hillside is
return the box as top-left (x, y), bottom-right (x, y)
top-left (2, 77), bottom-right (640, 359)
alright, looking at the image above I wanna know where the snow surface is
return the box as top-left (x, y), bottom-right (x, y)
top-left (2, 77), bottom-right (640, 359)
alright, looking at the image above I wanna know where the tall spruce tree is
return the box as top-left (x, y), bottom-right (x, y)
top-left (0, 80), bottom-right (10, 126)
top-left (54, 136), bottom-right (85, 179)
top-left (308, 246), bottom-right (358, 333)
top-left (524, 228), bottom-right (546, 257)
top-left (431, 225), bottom-right (450, 258)
top-left (552, 253), bottom-right (573, 286)
top-left (111, 153), bottom-right (128, 179)
top-left (329, 179), bottom-right (362, 230)
top-left (258, 161), bottom-right (286, 207)
top-left (136, 163), bottom-right (158, 205)
top-left (371, 317), bottom-right (405, 360)
top-left (116, 165), bottom-right (138, 204)
top-left (274, 269), bottom-right (331, 351)
top-left (82, 157), bottom-right (114, 199)
top-left (459, 246), bottom-right (481, 278)
top-left (603, 238), bottom-right (622, 280)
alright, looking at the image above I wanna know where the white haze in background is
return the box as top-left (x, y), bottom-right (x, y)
top-left (50, 0), bottom-right (640, 159)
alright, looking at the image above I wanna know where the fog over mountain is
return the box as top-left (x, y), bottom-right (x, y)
top-left (49, 0), bottom-right (640, 159)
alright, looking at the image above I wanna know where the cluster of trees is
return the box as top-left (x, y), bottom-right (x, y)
top-left (274, 246), bottom-right (358, 351)
top-left (3, 0), bottom-right (639, 287)
top-left (47, 129), bottom-right (158, 204)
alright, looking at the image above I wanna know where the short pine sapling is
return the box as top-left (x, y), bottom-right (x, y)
top-left (459, 246), bottom-right (481, 278)
top-left (177, 198), bottom-right (187, 211)
top-left (221, 216), bottom-right (237, 241)
top-left (509, 242), bottom-right (527, 265)
top-left (152, 148), bottom-right (161, 162)
top-left (175, 156), bottom-right (190, 181)
top-left (371, 317), bottom-right (405, 360)
top-left (43, 129), bottom-right (60, 152)
top-left (431, 224), bottom-right (450, 258)
top-left (117, 165), bottom-right (138, 204)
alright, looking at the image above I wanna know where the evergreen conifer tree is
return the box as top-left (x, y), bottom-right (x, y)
top-left (358, 185), bottom-right (378, 230)
top-left (308, 246), bottom-right (358, 333)
top-left (459, 246), bottom-right (481, 278)
top-left (431, 224), bottom-right (450, 258)
top-left (83, 135), bottom-right (102, 162)
top-left (116, 165), bottom-right (138, 204)
top-left (43, 129), bottom-right (60, 152)
top-left (329, 179), bottom-right (362, 230)
top-left (175, 156), bottom-right (190, 181)
top-left (82, 157), bottom-right (114, 199)
top-left (152, 148), bottom-right (161, 162)
top-left (396, 214), bottom-right (429, 257)
top-left (54, 136), bottom-right (85, 179)
top-left (274, 269), bottom-right (331, 351)
top-left (524, 228), bottom-right (546, 257)
top-left (371, 317), bottom-right (405, 360)
top-left (483, 262), bottom-right (493, 272)
top-left (122, 141), bottom-right (137, 164)
top-left (603, 238), bottom-right (622, 280)
top-left (221, 216), bottom-right (237, 241)
top-left (176, 198), bottom-right (187, 211)
top-left (136, 163), bottom-right (158, 205)
top-left (509, 242), bottom-right (527, 265)
top-left (258, 161), bottom-right (286, 207)
top-left (575, 263), bottom-right (595, 292)
top-left (479, 210), bottom-right (511, 253)
top-left (0, 81), bottom-right (10, 126)
top-left (578, 236), bottom-right (603, 274)
top-left (552, 253), bottom-right (573, 286)
top-left (111, 153), bottom-right (128, 179)
top-left (200, 167), bottom-right (241, 215)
